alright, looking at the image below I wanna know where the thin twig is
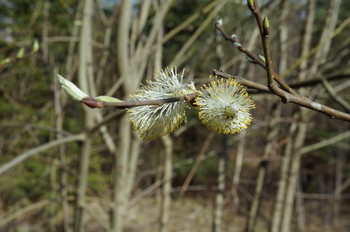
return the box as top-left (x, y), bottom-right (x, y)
top-left (299, 130), bottom-right (350, 154)
top-left (0, 134), bottom-right (86, 175)
top-left (213, 69), bottom-right (350, 122)
top-left (321, 78), bottom-right (350, 112)
top-left (80, 92), bottom-right (199, 109)
top-left (215, 18), bottom-right (298, 96)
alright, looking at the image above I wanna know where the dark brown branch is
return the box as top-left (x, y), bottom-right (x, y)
top-left (246, 73), bottom-right (350, 93)
top-left (213, 69), bottom-right (350, 122)
top-left (261, 17), bottom-right (277, 90)
top-left (80, 92), bottom-right (199, 109)
top-left (215, 20), bottom-right (298, 96)
top-left (321, 78), bottom-right (350, 112)
top-left (213, 69), bottom-right (270, 92)
top-left (289, 73), bottom-right (350, 89)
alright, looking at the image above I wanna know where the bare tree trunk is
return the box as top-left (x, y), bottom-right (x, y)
top-left (213, 28), bottom-right (226, 232)
top-left (333, 147), bottom-right (345, 228)
top-left (309, 0), bottom-right (342, 74)
top-left (54, 66), bottom-right (71, 232)
top-left (170, 0), bottom-right (229, 67)
top-left (111, 1), bottom-right (132, 231)
top-left (296, 177), bottom-right (305, 231)
top-left (179, 133), bottom-right (214, 198)
top-left (49, 159), bottom-right (58, 232)
top-left (270, 120), bottom-right (298, 232)
top-left (42, 2), bottom-right (57, 230)
top-left (111, 1), bottom-right (172, 231)
top-left (245, 104), bottom-right (280, 232)
top-left (277, 0), bottom-right (315, 227)
top-left (231, 131), bottom-right (245, 209)
top-left (280, 1), bottom-right (342, 231)
top-left (280, 122), bottom-right (307, 232)
top-left (74, 0), bottom-right (95, 231)
top-left (213, 135), bottom-right (228, 232)
top-left (52, 4), bottom-right (84, 227)
top-left (42, 0), bottom-right (50, 61)
top-left (65, 1), bottom-right (83, 74)
top-left (160, 136), bottom-right (173, 232)
top-left (153, 21), bottom-right (173, 232)
top-left (269, 0), bottom-right (293, 231)
top-left (112, 115), bottom-right (130, 232)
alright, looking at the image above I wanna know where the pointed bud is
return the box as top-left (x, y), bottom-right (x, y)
top-left (215, 19), bottom-right (223, 27)
top-left (32, 40), bottom-right (39, 53)
top-left (263, 17), bottom-right (270, 35)
top-left (57, 74), bottom-right (88, 101)
top-left (0, 58), bottom-right (11, 65)
top-left (247, 0), bottom-right (255, 11)
top-left (259, 55), bottom-right (266, 63)
top-left (17, 47), bottom-right (25, 58)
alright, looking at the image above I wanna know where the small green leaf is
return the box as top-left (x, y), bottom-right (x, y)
top-left (57, 74), bottom-right (89, 101)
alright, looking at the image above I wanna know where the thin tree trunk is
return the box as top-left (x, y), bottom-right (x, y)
top-left (280, 1), bottom-right (342, 231)
top-left (170, 0), bottom-right (229, 67)
top-left (43, 2), bottom-right (56, 230)
top-left (54, 66), bottom-right (70, 232)
top-left (280, 122), bottom-right (307, 232)
top-left (49, 159), bottom-right (58, 232)
top-left (74, 140), bottom-right (92, 232)
top-left (179, 133), bottom-right (214, 198)
top-left (213, 28), bottom-right (226, 232)
top-left (213, 135), bottom-right (228, 232)
top-left (232, 131), bottom-right (246, 209)
top-left (270, 0), bottom-right (293, 230)
top-left (245, 105), bottom-right (280, 232)
top-left (112, 116), bottom-right (131, 232)
top-left (153, 22), bottom-right (173, 232)
top-left (333, 148), bottom-right (344, 228)
top-left (74, 0), bottom-right (95, 231)
top-left (42, 0), bottom-right (49, 61)
top-left (111, 1), bottom-right (172, 231)
top-left (160, 136), bottom-right (173, 232)
top-left (111, 1), bottom-right (132, 231)
top-left (65, 2), bottom-right (83, 73)
top-left (270, 120), bottom-right (298, 232)
top-left (296, 176), bottom-right (305, 231)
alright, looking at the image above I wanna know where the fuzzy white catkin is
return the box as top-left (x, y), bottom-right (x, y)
top-left (195, 78), bottom-right (255, 134)
top-left (127, 66), bottom-right (196, 140)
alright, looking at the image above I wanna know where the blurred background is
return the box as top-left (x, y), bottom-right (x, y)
top-left (0, 0), bottom-right (350, 231)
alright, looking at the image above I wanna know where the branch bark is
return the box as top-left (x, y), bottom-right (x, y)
top-left (0, 134), bottom-right (86, 175)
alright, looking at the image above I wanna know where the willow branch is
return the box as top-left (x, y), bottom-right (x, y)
top-left (321, 78), bottom-right (350, 112)
top-left (213, 69), bottom-right (350, 122)
top-left (289, 73), bottom-right (350, 89)
top-left (261, 17), bottom-right (276, 90)
top-left (0, 134), bottom-right (86, 175)
top-left (214, 21), bottom-right (298, 96)
top-left (80, 92), bottom-right (199, 109)
top-left (300, 130), bottom-right (350, 154)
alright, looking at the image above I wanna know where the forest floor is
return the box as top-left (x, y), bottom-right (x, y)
top-left (2, 195), bottom-right (349, 232)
